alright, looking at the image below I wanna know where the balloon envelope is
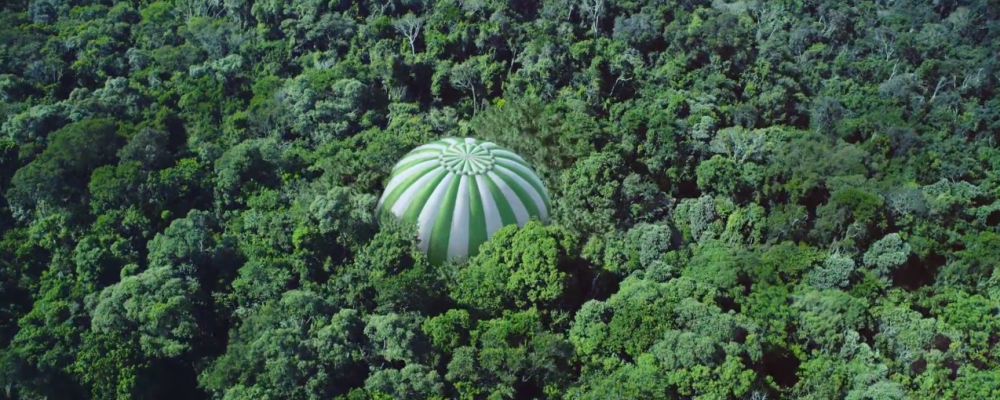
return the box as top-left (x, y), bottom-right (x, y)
top-left (376, 137), bottom-right (551, 265)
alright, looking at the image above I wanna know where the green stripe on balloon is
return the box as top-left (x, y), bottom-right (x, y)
top-left (401, 170), bottom-right (447, 224)
top-left (466, 177), bottom-right (488, 259)
top-left (378, 162), bottom-right (437, 220)
top-left (495, 158), bottom-right (551, 217)
top-left (429, 175), bottom-right (462, 266)
top-left (493, 168), bottom-right (541, 219)
top-left (481, 174), bottom-right (519, 228)
top-left (392, 151), bottom-right (438, 174)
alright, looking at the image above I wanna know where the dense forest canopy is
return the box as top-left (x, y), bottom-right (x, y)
top-left (1, 0), bottom-right (999, 399)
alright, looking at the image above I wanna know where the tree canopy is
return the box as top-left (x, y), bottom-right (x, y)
top-left (1, 1), bottom-right (999, 399)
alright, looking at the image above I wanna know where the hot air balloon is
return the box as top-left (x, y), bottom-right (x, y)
top-left (376, 137), bottom-right (551, 265)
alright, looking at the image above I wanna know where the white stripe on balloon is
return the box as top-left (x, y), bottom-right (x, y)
top-left (447, 175), bottom-right (471, 262)
top-left (416, 172), bottom-right (455, 253)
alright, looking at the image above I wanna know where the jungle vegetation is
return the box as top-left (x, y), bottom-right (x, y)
top-left (1, 0), bottom-right (999, 399)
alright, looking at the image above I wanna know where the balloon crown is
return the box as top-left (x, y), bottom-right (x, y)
top-left (437, 140), bottom-right (497, 175)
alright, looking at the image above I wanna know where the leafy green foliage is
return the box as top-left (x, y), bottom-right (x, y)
top-left (3, 0), bottom-right (1000, 399)
top-left (7, 118), bottom-right (122, 219)
top-left (451, 221), bottom-right (580, 318)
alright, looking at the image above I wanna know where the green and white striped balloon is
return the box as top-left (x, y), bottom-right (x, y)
top-left (376, 137), bottom-right (552, 265)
